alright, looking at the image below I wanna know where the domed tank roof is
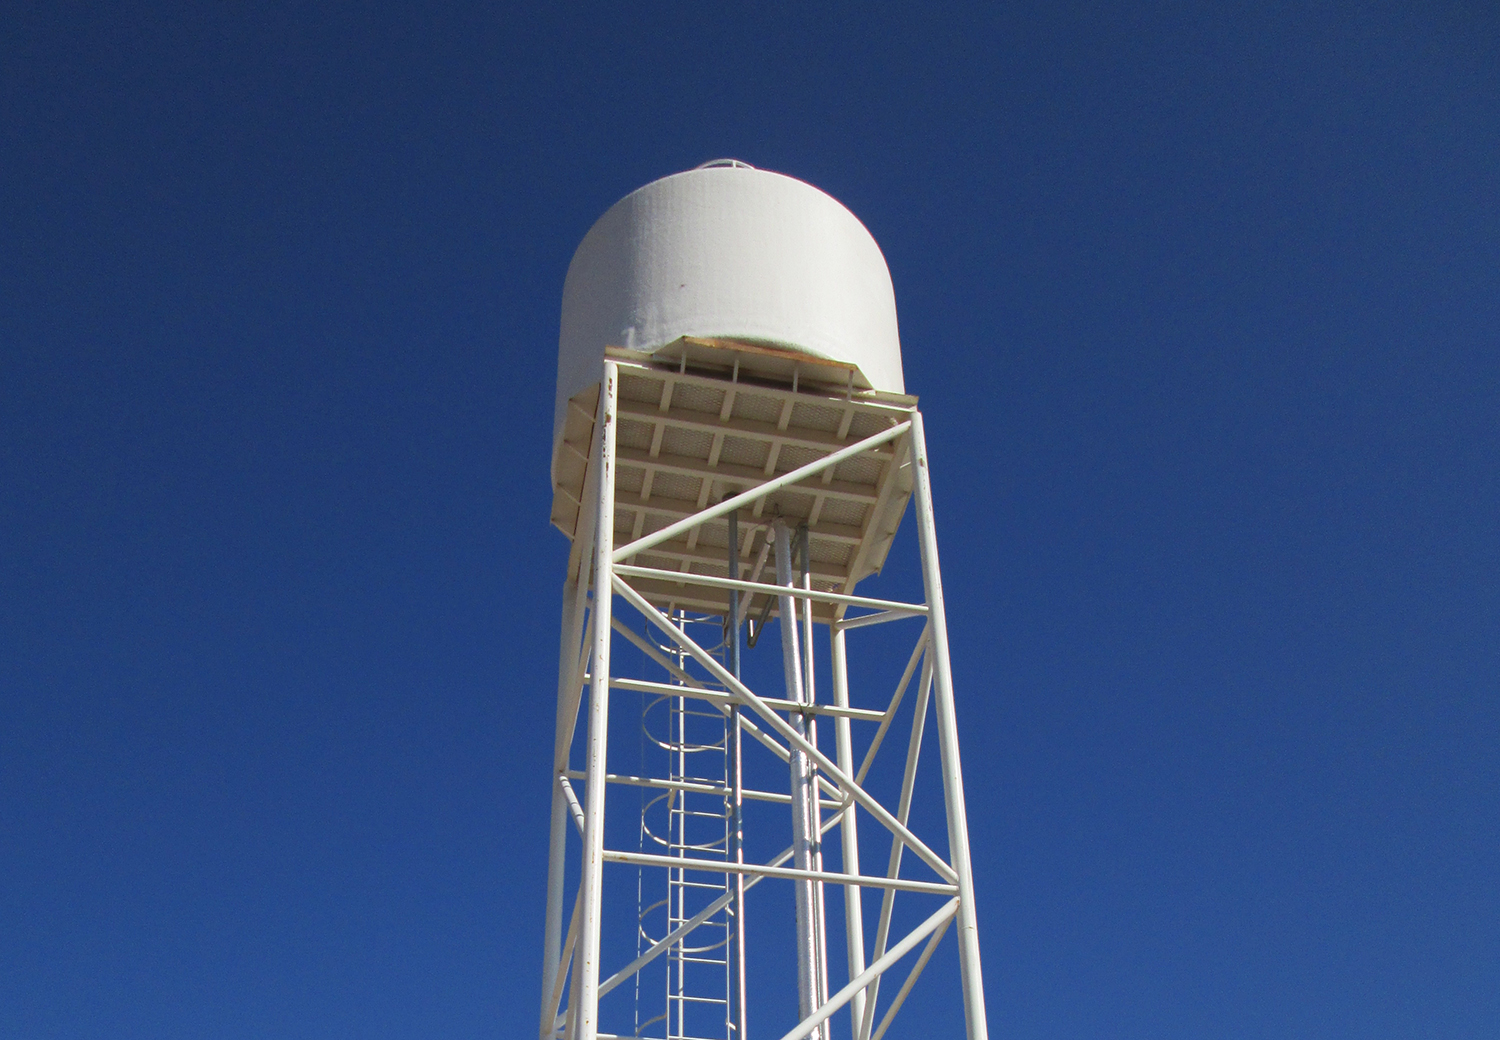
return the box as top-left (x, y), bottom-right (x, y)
top-left (554, 162), bottom-right (904, 456)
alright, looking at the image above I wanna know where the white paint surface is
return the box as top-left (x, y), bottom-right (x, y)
top-left (555, 163), bottom-right (904, 456)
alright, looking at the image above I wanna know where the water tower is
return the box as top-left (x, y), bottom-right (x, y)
top-left (540, 161), bottom-right (988, 1040)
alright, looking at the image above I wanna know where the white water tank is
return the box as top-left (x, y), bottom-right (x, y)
top-left (553, 161), bottom-right (905, 465)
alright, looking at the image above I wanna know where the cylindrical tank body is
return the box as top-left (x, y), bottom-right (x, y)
top-left (554, 162), bottom-right (904, 471)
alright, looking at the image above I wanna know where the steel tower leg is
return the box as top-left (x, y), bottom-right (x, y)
top-left (829, 626), bottom-right (867, 1040)
top-left (908, 412), bottom-right (988, 1040)
top-left (540, 371), bottom-right (986, 1040)
top-left (541, 583), bottom-right (578, 1033)
top-left (800, 526), bottom-right (832, 1025)
top-left (773, 518), bottom-right (827, 1040)
top-left (567, 363), bottom-right (620, 1040)
top-left (542, 383), bottom-right (607, 1040)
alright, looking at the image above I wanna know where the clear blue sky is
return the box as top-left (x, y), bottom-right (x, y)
top-left (3, 3), bottom-right (1497, 1038)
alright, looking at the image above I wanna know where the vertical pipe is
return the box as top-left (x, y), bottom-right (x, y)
top-left (569, 363), bottom-right (620, 1040)
top-left (775, 519), bottom-right (822, 1040)
top-left (774, 523), bottom-right (818, 1027)
top-left (726, 508), bottom-right (748, 1040)
top-left (798, 524), bottom-right (817, 708)
top-left (830, 625), bottom-right (867, 1040)
top-left (799, 525), bottom-right (831, 1025)
top-left (908, 412), bottom-right (988, 1040)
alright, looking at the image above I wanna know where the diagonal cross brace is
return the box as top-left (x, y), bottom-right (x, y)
top-left (613, 575), bottom-right (959, 886)
top-left (610, 615), bottom-right (843, 801)
top-left (774, 897), bottom-right (960, 1040)
top-left (596, 808), bottom-right (851, 1002)
top-left (611, 420), bottom-right (912, 563)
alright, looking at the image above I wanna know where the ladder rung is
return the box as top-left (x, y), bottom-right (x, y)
top-left (643, 673), bottom-right (736, 1035)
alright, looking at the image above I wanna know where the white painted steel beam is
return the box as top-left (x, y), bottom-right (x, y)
top-left (545, 892), bottom-right (584, 1040)
top-left (834, 608), bottom-right (926, 631)
top-left (541, 383), bottom-right (606, 1038)
top-left (774, 898), bottom-right (961, 1040)
top-left (566, 363), bottom-right (619, 1040)
top-left (861, 656), bottom-right (934, 1040)
top-left (615, 445), bottom-right (881, 504)
top-left (597, 809), bottom-right (852, 1003)
top-left (909, 410), bottom-right (989, 1040)
top-left (868, 914), bottom-right (955, 1040)
top-left (774, 519), bottom-right (826, 1039)
top-left (855, 626), bottom-right (929, 787)
top-left (838, 432), bottom-right (910, 600)
top-left (612, 564), bottom-right (926, 615)
top-left (799, 521), bottom-right (833, 1029)
top-left (608, 491), bottom-right (867, 548)
top-left (613, 396), bottom-right (901, 459)
top-left (563, 768), bottom-right (808, 806)
top-left (612, 420), bottom-right (911, 563)
top-left (607, 617), bottom-right (842, 801)
top-left (831, 626), bottom-right (869, 1040)
top-left (599, 850), bottom-right (956, 896)
top-left (544, 393), bottom-right (988, 1040)
top-left (612, 575), bottom-right (960, 885)
top-left (604, 674), bottom-right (887, 722)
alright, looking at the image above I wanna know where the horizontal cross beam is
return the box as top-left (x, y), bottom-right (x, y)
top-left (601, 850), bottom-right (958, 895)
top-left (614, 575), bottom-right (959, 885)
top-left (607, 675), bottom-right (889, 722)
top-left (614, 564), bottom-right (925, 617)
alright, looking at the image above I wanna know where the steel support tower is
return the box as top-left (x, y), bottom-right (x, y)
top-left (540, 341), bottom-right (988, 1040)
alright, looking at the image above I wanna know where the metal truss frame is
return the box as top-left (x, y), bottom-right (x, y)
top-left (541, 359), bottom-right (989, 1040)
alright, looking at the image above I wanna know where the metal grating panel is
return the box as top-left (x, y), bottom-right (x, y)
top-left (717, 435), bottom-right (769, 470)
top-left (789, 401), bottom-right (844, 433)
top-left (730, 393), bottom-right (782, 425)
top-left (620, 372), bottom-right (665, 405)
top-left (660, 426), bottom-right (714, 460)
top-left (818, 497), bottom-right (868, 528)
top-left (846, 411), bottom-right (893, 439)
top-left (670, 382), bottom-right (726, 416)
top-left (772, 444), bottom-right (826, 476)
top-left (832, 455), bottom-right (884, 486)
top-left (556, 348), bottom-right (920, 606)
top-left (617, 468), bottom-right (645, 497)
top-left (617, 418), bottom-right (655, 452)
top-left (648, 472), bottom-right (702, 505)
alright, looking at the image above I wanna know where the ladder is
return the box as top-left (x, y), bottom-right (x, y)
top-left (636, 612), bottom-right (736, 1040)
